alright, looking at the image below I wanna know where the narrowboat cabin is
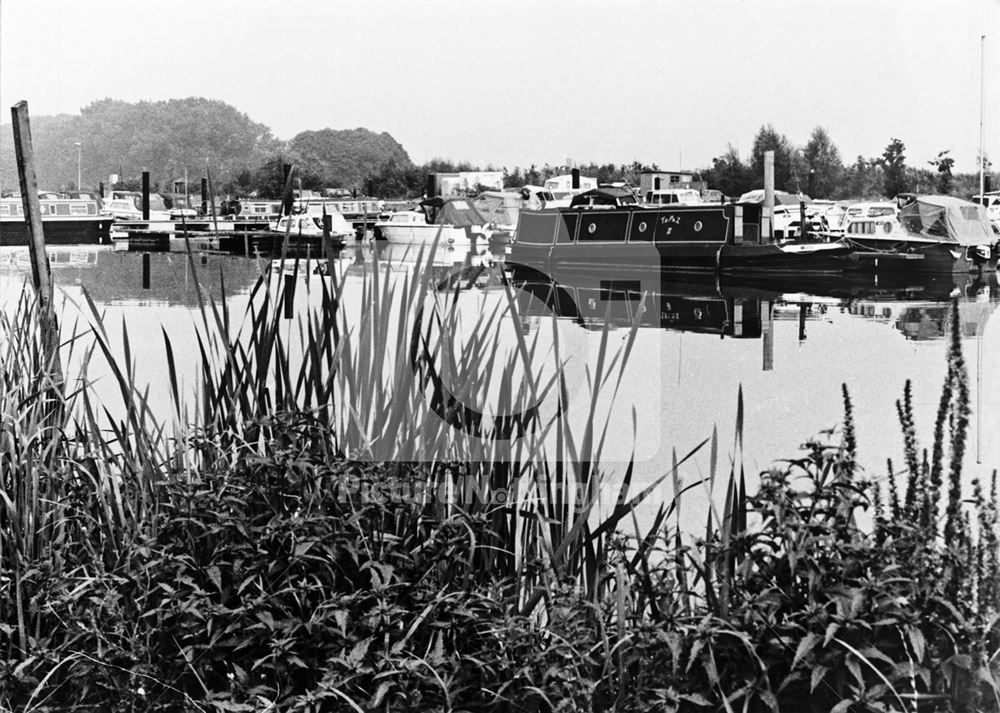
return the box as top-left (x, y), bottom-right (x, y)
top-left (508, 194), bottom-right (856, 277)
top-left (0, 196), bottom-right (112, 246)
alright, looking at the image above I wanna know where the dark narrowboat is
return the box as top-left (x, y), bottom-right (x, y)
top-left (0, 197), bottom-right (112, 246)
top-left (509, 189), bottom-right (856, 277)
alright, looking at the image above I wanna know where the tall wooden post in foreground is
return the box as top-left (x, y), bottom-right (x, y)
top-left (11, 101), bottom-right (53, 313)
top-left (11, 100), bottom-right (61, 374)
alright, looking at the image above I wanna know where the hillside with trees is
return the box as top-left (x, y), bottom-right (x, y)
top-left (0, 98), bottom-right (415, 198)
top-left (0, 98), bottom-right (283, 192)
top-left (1, 98), bottom-right (995, 201)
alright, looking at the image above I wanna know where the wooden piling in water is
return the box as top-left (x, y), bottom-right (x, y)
top-left (279, 164), bottom-right (297, 265)
top-left (142, 252), bottom-right (151, 289)
top-left (142, 171), bottom-right (151, 221)
top-left (206, 166), bottom-right (220, 237)
top-left (761, 299), bottom-right (773, 371)
top-left (282, 163), bottom-right (294, 215)
top-left (283, 273), bottom-right (295, 319)
top-left (11, 101), bottom-right (53, 311)
top-left (323, 209), bottom-right (337, 277)
top-left (200, 177), bottom-right (208, 216)
top-left (11, 100), bottom-right (61, 378)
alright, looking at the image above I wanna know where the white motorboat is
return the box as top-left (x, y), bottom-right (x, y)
top-left (373, 197), bottom-right (489, 247)
top-left (269, 212), bottom-right (354, 241)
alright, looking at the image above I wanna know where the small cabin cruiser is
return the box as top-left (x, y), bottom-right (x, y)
top-left (270, 212), bottom-right (354, 241)
top-left (373, 197), bottom-right (488, 247)
top-left (841, 195), bottom-right (997, 273)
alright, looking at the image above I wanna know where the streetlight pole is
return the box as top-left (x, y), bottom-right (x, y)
top-left (74, 142), bottom-right (82, 191)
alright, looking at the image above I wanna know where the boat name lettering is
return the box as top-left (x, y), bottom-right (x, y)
top-left (659, 215), bottom-right (682, 225)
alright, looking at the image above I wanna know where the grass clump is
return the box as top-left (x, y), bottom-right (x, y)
top-left (0, 251), bottom-right (997, 713)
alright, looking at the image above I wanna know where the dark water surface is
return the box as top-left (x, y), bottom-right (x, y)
top-left (3, 242), bottom-right (998, 527)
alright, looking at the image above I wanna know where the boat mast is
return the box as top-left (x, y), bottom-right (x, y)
top-left (980, 34), bottom-right (986, 199)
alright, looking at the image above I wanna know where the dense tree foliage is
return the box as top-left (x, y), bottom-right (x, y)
top-left (750, 124), bottom-right (797, 192)
top-left (877, 137), bottom-right (909, 198)
top-left (929, 149), bottom-right (955, 194)
top-left (0, 98), bottom-right (282, 193)
top-left (289, 128), bottom-right (412, 190)
top-left (803, 126), bottom-right (843, 198)
top-left (701, 144), bottom-right (755, 197)
top-left (839, 155), bottom-right (885, 199)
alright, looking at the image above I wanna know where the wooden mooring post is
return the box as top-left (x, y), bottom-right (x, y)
top-left (761, 299), bottom-right (774, 372)
top-left (142, 252), bottom-right (151, 289)
top-left (278, 164), bottom-right (297, 265)
top-left (11, 102), bottom-right (53, 311)
top-left (322, 206), bottom-right (337, 276)
top-left (283, 274), bottom-right (296, 319)
top-left (11, 100), bottom-right (61, 372)
top-left (142, 171), bottom-right (151, 221)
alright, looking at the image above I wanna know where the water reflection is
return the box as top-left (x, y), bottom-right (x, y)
top-left (507, 262), bottom-right (997, 353)
top-left (1, 246), bottom-right (263, 307)
top-left (3, 243), bottom-right (1000, 506)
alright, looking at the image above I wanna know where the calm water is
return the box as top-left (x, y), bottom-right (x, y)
top-left (3, 241), bottom-right (999, 528)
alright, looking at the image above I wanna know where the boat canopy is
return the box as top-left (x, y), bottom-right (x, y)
top-left (738, 189), bottom-right (811, 206)
top-left (569, 187), bottom-right (639, 207)
top-left (419, 197), bottom-right (487, 227)
top-left (899, 195), bottom-right (995, 246)
top-left (472, 191), bottom-right (523, 226)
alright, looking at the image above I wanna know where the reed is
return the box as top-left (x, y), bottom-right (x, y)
top-left (0, 260), bottom-right (997, 712)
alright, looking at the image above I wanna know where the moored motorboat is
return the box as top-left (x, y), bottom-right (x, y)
top-left (100, 191), bottom-right (173, 221)
top-left (373, 197), bottom-right (489, 247)
top-left (269, 212), bottom-right (354, 243)
top-left (839, 195), bottom-right (998, 274)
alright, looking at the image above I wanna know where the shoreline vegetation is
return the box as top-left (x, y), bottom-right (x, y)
top-left (1, 250), bottom-right (999, 712)
top-left (0, 98), bottom-right (993, 202)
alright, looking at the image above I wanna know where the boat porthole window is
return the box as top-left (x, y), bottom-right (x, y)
top-left (694, 221), bottom-right (703, 232)
top-left (883, 222), bottom-right (892, 234)
top-left (638, 221), bottom-right (647, 232)
top-left (587, 223), bottom-right (596, 234)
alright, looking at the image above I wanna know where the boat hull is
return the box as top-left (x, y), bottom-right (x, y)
top-left (377, 224), bottom-right (473, 246)
top-left (0, 217), bottom-right (113, 247)
top-left (846, 236), bottom-right (998, 274)
top-left (509, 206), bottom-right (856, 276)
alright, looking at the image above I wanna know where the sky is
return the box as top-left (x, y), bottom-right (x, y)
top-left (0, 0), bottom-right (998, 174)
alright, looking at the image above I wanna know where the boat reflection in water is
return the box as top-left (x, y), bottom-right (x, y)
top-left (505, 261), bottom-right (998, 370)
top-left (0, 245), bottom-right (264, 307)
top-left (339, 240), bottom-right (498, 282)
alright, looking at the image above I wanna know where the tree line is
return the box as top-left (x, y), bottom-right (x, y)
top-left (697, 125), bottom-right (992, 200)
top-left (1, 99), bottom-right (993, 201)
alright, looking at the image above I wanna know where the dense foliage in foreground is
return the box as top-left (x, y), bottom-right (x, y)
top-left (1, 263), bottom-right (998, 711)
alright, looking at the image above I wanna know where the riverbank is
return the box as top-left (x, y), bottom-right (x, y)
top-left (1, 261), bottom-right (997, 711)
